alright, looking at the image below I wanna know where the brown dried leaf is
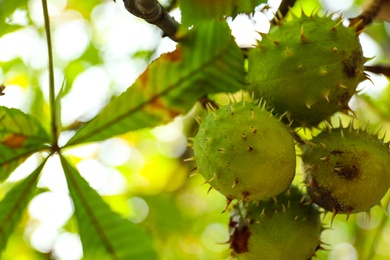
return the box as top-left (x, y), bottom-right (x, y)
top-left (1, 134), bottom-right (27, 148)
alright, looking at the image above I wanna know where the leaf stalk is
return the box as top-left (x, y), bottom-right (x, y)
top-left (41, 0), bottom-right (59, 150)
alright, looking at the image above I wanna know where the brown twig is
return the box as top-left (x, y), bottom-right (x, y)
top-left (377, 0), bottom-right (390, 21)
top-left (349, 0), bottom-right (385, 32)
top-left (365, 65), bottom-right (390, 78)
top-left (0, 84), bottom-right (5, 96)
top-left (270, 0), bottom-right (297, 25)
top-left (115, 0), bottom-right (179, 41)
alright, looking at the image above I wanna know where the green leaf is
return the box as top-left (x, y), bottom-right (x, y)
top-left (234, 0), bottom-right (268, 15)
top-left (180, 0), bottom-right (267, 26)
top-left (0, 159), bottom-right (46, 253)
top-left (60, 156), bottom-right (157, 260)
top-left (66, 20), bottom-right (245, 146)
top-left (0, 107), bottom-right (51, 181)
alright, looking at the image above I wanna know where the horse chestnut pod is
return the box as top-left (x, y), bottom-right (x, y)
top-left (229, 186), bottom-right (323, 259)
top-left (301, 124), bottom-right (390, 216)
top-left (248, 13), bottom-right (367, 127)
top-left (192, 100), bottom-right (296, 202)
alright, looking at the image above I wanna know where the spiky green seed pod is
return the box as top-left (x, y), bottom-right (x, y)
top-left (229, 186), bottom-right (323, 260)
top-left (248, 13), bottom-right (367, 127)
top-left (192, 100), bottom-right (296, 202)
top-left (301, 124), bottom-right (390, 215)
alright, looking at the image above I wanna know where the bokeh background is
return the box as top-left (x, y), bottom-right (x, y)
top-left (0, 0), bottom-right (390, 259)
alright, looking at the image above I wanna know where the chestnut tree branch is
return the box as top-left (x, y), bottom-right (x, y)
top-left (270, 0), bottom-right (297, 25)
top-left (115, 0), bottom-right (179, 41)
top-left (349, 0), bottom-right (385, 32)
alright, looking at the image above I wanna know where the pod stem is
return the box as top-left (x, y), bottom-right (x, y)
top-left (365, 65), bottom-right (390, 78)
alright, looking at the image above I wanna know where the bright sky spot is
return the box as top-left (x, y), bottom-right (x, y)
top-left (6, 9), bottom-right (29, 26)
top-left (128, 196), bottom-right (149, 223)
top-left (0, 28), bottom-right (47, 70)
top-left (152, 117), bottom-right (187, 158)
top-left (321, 221), bottom-right (351, 246)
top-left (52, 232), bottom-right (83, 260)
top-left (99, 138), bottom-right (132, 166)
top-left (360, 33), bottom-right (383, 65)
top-left (61, 66), bottom-right (110, 125)
top-left (91, 2), bottom-right (161, 60)
top-left (152, 118), bottom-right (183, 143)
top-left (37, 155), bottom-right (69, 192)
top-left (156, 134), bottom-right (187, 158)
top-left (357, 72), bottom-right (389, 97)
top-left (6, 153), bottom-right (41, 182)
top-left (169, 7), bottom-right (182, 23)
top-left (58, 130), bottom-right (76, 147)
top-left (357, 32), bottom-right (387, 97)
top-left (28, 224), bottom-right (59, 253)
top-left (39, 68), bottom-right (64, 102)
top-left (228, 15), bottom-right (261, 47)
top-left (227, 1), bottom-right (277, 47)
top-left (356, 211), bottom-right (381, 230)
top-left (28, 0), bottom-right (67, 27)
top-left (321, 0), bottom-right (354, 13)
top-left (329, 243), bottom-right (358, 260)
top-left (28, 191), bottom-right (74, 228)
top-left (252, 9), bottom-right (272, 34)
top-left (153, 36), bottom-right (178, 59)
top-left (76, 159), bottom-right (127, 195)
top-left (53, 18), bottom-right (92, 62)
top-left (0, 84), bottom-right (24, 108)
top-left (105, 58), bottom-right (148, 94)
